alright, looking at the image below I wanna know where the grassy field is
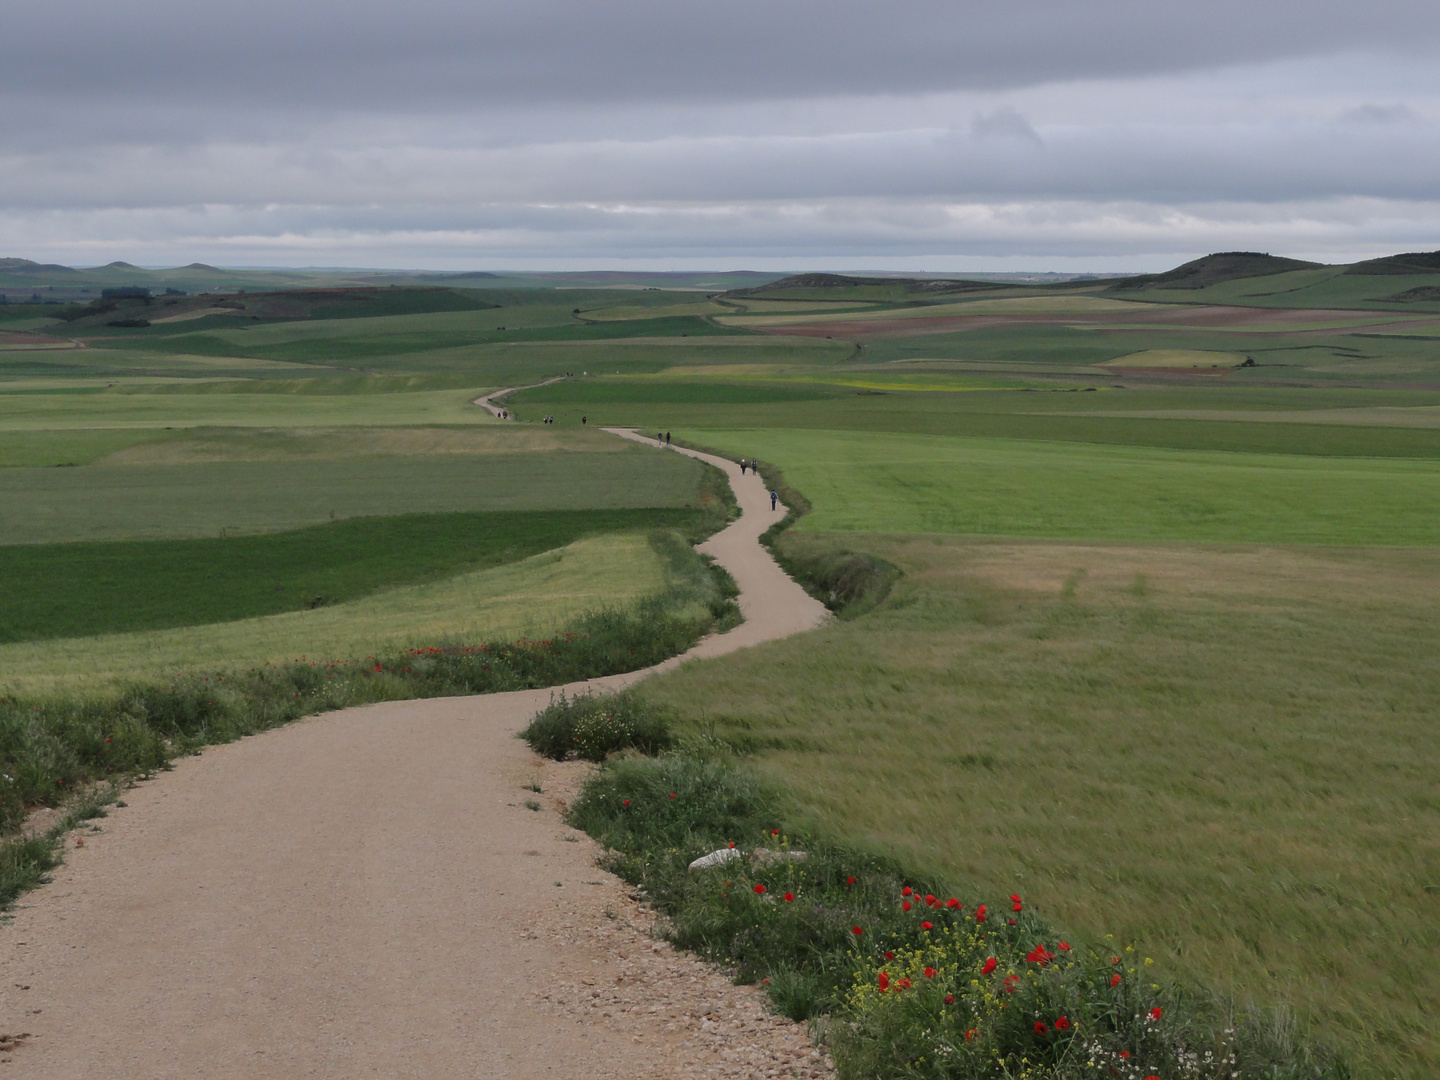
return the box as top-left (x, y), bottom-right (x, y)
top-left (508, 382), bottom-right (1440, 458)
top-left (7, 269), bottom-right (1440, 1074)
top-left (0, 508), bottom-right (701, 641)
top-left (640, 536), bottom-right (1440, 1078)
top-left (0, 383), bottom-right (500, 429)
top-left (1, 442), bottom-right (703, 544)
top-left (0, 531), bottom-right (671, 696)
top-left (684, 428), bottom-right (1440, 545)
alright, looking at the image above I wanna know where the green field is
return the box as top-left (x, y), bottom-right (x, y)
top-left (1, 439), bottom-right (703, 544)
top-left (684, 428), bottom-right (1440, 545)
top-left (0, 507), bottom-right (700, 642)
top-left (6, 264), bottom-right (1440, 1076)
top-left (0, 531), bottom-right (672, 696)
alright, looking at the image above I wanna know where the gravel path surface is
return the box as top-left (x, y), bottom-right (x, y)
top-left (0, 425), bottom-right (831, 1077)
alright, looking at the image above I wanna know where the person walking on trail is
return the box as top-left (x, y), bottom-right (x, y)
top-left (770, 489), bottom-right (779, 511)
top-left (739, 458), bottom-right (747, 475)
top-left (665, 431), bottom-right (671, 445)
top-left (581, 415), bottom-right (587, 425)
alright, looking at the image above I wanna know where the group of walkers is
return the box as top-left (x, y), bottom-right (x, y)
top-left (739, 458), bottom-right (780, 510)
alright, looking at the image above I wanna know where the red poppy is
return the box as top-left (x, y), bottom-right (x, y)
top-left (976, 905), bottom-right (987, 921)
top-left (1055, 1016), bottom-right (1070, 1031)
top-left (925, 894), bottom-right (936, 906)
top-left (885, 951), bottom-right (896, 960)
top-left (946, 898), bottom-right (961, 909)
top-left (728, 841), bottom-right (736, 848)
top-left (846, 875), bottom-right (856, 885)
top-left (783, 892), bottom-right (795, 902)
top-left (1112, 957), bottom-right (1121, 964)
top-left (623, 799), bottom-right (630, 806)
top-left (1119, 1051), bottom-right (1130, 1059)
top-left (669, 793), bottom-right (676, 798)
top-left (944, 994), bottom-right (955, 1004)
top-left (1145, 1076), bottom-right (1161, 1080)
top-left (1012, 902), bottom-right (1023, 912)
top-left (981, 957), bottom-right (997, 975)
top-left (1010, 893), bottom-right (1021, 902)
top-left (754, 884), bottom-right (766, 894)
top-left (852, 926), bottom-right (863, 936)
top-left (921, 921), bottom-right (934, 930)
top-left (964, 1029), bottom-right (977, 1042)
top-left (1110, 974), bottom-right (1122, 986)
top-left (1149, 1007), bottom-right (1163, 1021)
top-left (897, 977), bottom-right (912, 991)
top-left (923, 966), bottom-right (937, 979)
top-left (902, 886), bottom-right (913, 897)
top-left (770, 829), bottom-right (779, 835)
top-left (1034, 1022), bottom-right (1048, 1035)
top-left (1058, 941), bottom-right (1071, 951)
top-left (878, 971), bottom-right (889, 991)
top-left (902, 900), bottom-right (912, 911)
top-left (1004, 974), bottom-right (1019, 993)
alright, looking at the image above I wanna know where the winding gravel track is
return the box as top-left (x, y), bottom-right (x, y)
top-left (0, 417), bottom-right (828, 1078)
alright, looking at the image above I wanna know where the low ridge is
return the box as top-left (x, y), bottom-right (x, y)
top-left (1344, 250), bottom-right (1440, 276)
top-left (1109, 251), bottom-right (1324, 290)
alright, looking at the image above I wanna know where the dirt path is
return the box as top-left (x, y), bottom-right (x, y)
top-left (0, 427), bottom-right (830, 1077)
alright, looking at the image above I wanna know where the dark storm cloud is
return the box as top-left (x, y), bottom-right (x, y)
top-left (4, 0), bottom-right (1440, 109)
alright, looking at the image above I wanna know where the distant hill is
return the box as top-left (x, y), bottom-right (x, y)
top-left (51, 286), bottom-right (499, 329)
top-left (726, 273), bottom-right (1022, 302)
top-left (1344, 251), bottom-right (1440, 275)
top-left (0, 257), bottom-right (77, 275)
top-left (1109, 252), bottom-right (1324, 291)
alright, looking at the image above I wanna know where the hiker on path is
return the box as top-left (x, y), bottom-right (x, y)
top-left (665, 431), bottom-right (671, 444)
top-left (770, 490), bottom-right (779, 511)
top-left (582, 415), bottom-right (587, 425)
top-left (739, 459), bottom-right (747, 475)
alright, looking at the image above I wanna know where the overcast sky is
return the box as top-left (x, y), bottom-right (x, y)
top-left (3, 0), bottom-right (1439, 270)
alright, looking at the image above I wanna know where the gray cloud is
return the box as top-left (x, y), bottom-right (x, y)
top-left (3, 2), bottom-right (1440, 266)
top-left (970, 107), bottom-right (1044, 145)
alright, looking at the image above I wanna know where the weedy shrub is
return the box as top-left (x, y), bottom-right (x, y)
top-left (564, 708), bottom-right (1346, 1080)
top-left (521, 692), bottom-right (674, 761)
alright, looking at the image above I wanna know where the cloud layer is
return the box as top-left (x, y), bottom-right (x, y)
top-left (3, 1), bottom-right (1438, 268)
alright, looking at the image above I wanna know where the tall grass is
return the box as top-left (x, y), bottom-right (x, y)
top-left (640, 535), bottom-right (1440, 1078)
top-left (557, 697), bottom-right (1344, 1079)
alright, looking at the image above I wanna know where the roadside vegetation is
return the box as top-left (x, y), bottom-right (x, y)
top-left (527, 694), bottom-right (1344, 1080)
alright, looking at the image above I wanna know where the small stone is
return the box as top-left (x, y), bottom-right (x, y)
top-left (687, 848), bottom-right (743, 872)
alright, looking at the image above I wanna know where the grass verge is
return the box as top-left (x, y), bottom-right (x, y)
top-left (539, 696), bottom-right (1343, 1080)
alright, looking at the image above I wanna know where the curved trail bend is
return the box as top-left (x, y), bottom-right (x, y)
top-left (0, 413), bottom-right (829, 1078)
